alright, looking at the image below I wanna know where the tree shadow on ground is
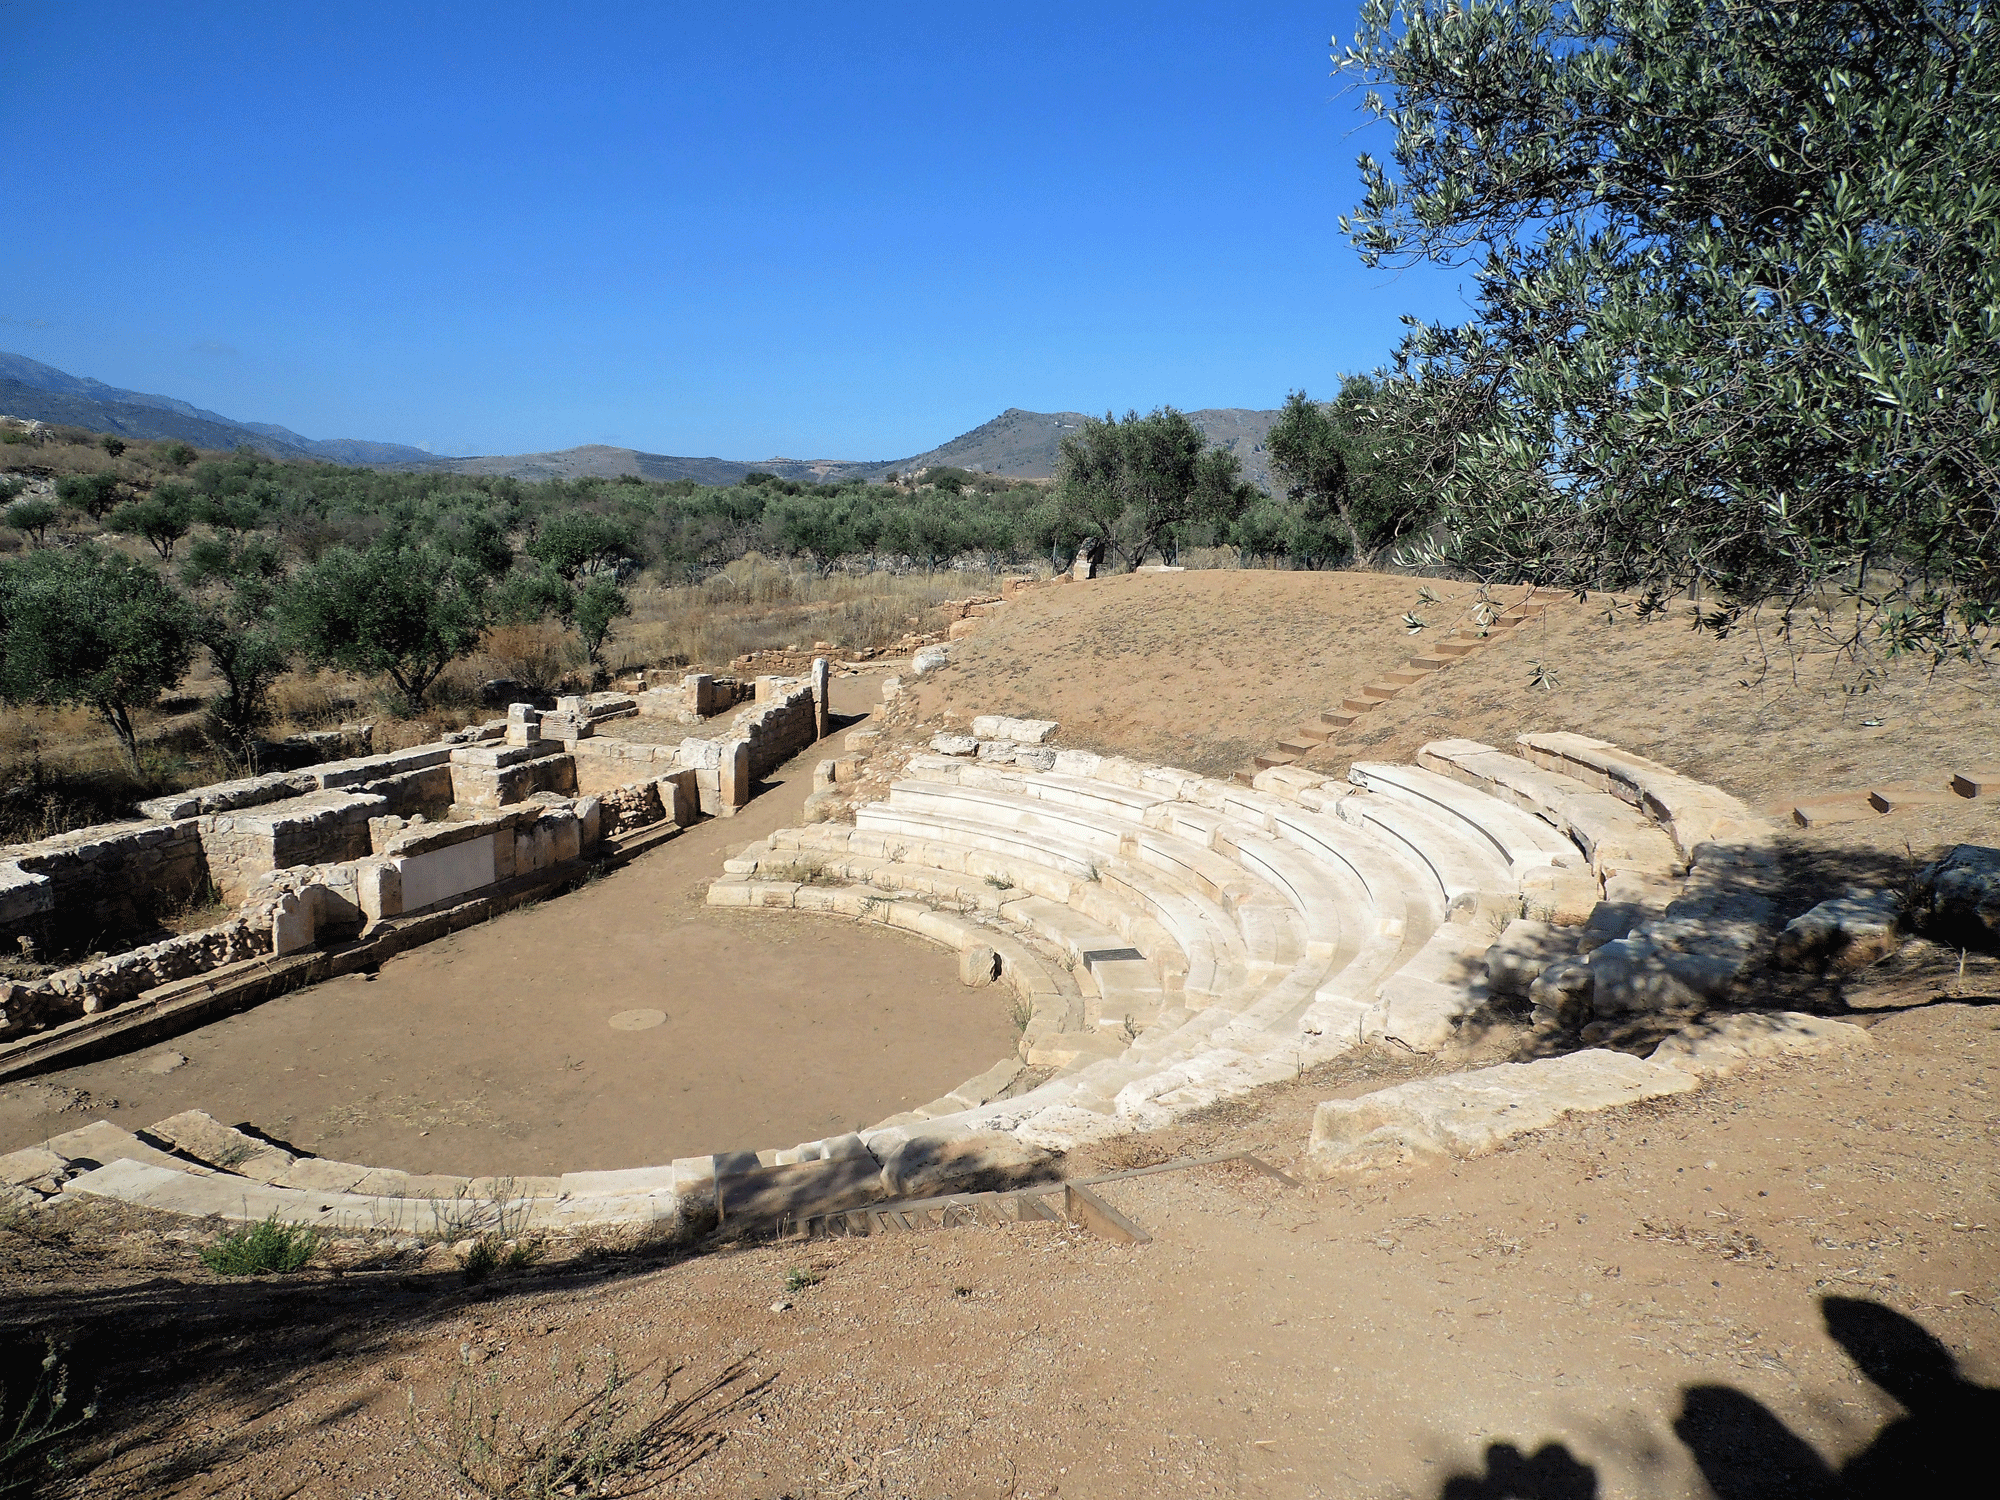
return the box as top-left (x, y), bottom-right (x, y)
top-left (1435, 1297), bottom-right (1999, 1499)
top-left (0, 1233), bottom-right (771, 1497)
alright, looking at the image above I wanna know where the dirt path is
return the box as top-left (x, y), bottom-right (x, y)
top-left (0, 675), bottom-right (1021, 1175)
top-left (9, 988), bottom-right (1992, 1499)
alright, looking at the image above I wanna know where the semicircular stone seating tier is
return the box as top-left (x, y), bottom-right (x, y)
top-left (0, 730), bottom-right (1792, 1239)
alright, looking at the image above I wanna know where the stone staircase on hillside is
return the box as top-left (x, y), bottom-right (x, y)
top-left (1235, 586), bottom-right (1571, 785)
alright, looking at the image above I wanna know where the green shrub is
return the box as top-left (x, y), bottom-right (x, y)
top-left (199, 1214), bottom-right (317, 1275)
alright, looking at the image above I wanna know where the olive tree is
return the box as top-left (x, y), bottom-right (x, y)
top-left (1341, 0), bottom-right (1999, 653)
top-left (280, 541), bottom-right (488, 713)
top-left (180, 536), bottom-right (291, 752)
top-left (3, 499), bottom-right (59, 546)
top-left (1054, 408), bottom-right (1257, 567)
top-left (106, 484), bottom-right (194, 560)
top-left (0, 546), bottom-right (197, 770)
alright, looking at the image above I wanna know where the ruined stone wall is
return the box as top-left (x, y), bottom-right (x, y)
top-left (0, 820), bottom-right (211, 951)
top-left (0, 918), bottom-right (269, 1042)
top-left (199, 792), bottom-right (386, 905)
top-left (738, 683), bottom-right (820, 780)
top-left (569, 738), bottom-right (681, 798)
top-left (447, 744), bottom-right (578, 808)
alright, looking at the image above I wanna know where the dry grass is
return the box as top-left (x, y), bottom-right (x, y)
top-left (920, 569), bottom-right (1495, 776)
top-left (0, 557), bottom-right (1019, 842)
top-left (607, 554), bottom-right (1008, 673)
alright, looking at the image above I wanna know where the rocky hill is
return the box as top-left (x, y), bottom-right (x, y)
top-left (1, 351), bottom-right (1279, 489)
top-left (425, 407), bottom-right (1280, 490)
top-left (0, 352), bottom-right (439, 464)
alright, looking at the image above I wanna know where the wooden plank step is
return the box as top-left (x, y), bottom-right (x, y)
top-left (1276, 738), bottom-right (1320, 757)
top-left (1340, 697), bottom-right (1383, 713)
top-left (1359, 683), bottom-right (1401, 701)
top-left (1318, 710), bottom-right (1360, 729)
top-left (1409, 655), bottom-right (1453, 670)
top-left (1435, 642), bottom-right (1479, 658)
top-left (1254, 750), bottom-right (1300, 769)
top-left (1383, 669), bottom-right (1428, 686)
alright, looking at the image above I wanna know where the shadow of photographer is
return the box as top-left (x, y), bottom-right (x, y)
top-left (1437, 1296), bottom-right (1997, 1499)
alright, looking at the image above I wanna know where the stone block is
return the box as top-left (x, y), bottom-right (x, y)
top-left (1518, 868), bottom-right (1601, 925)
top-left (1308, 1049), bottom-right (1697, 1172)
top-left (1918, 844), bottom-right (2000, 946)
top-left (969, 715), bottom-right (1058, 745)
top-left (1586, 938), bottom-right (1742, 1016)
top-left (450, 742), bottom-right (559, 770)
top-left (930, 733), bottom-right (978, 756)
top-left (271, 890), bottom-right (316, 956)
top-left (397, 834), bottom-right (498, 912)
top-left (1775, 890), bottom-right (1903, 971)
top-left (1528, 956), bottom-right (1595, 1030)
top-left (0, 1146), bottom-right (67, 1189)
top-left (959, 945), bottom-right (1000, 987)
top-left (1485, 919), bottom-right (1575, 998)
top-left (875, 1132), bottom-right (1051, 1198)
top-left (355, 858), bottom-right (403, 923)
top-left (1868, 781), bottom-right (1957, 813)
top-left (143, 1110), bottom-right (297, 1182)
top-left (912, 645), bottom-right (950, 676)
top-left (1650, 1011), bottom-right (1872, 1080)
top-left (719, 739), bottom-right (752, 816)
top-left (658, 770), bottom-right (699, 826)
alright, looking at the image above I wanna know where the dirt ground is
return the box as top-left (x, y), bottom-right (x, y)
top-left (0, 675), bottom-right (1020, 1174)
top-left (923, 571), bottom-right (1498, 778)
top-left (3, 568), bottom-right (1997, 1499)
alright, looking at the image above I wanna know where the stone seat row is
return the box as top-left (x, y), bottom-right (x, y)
top-left (721, 733), bottom-right (1788, 1173)
top-left (720, 742), bottom-right (1598, 1159)
top-left (1, 731), bottom-right (1792, 1246)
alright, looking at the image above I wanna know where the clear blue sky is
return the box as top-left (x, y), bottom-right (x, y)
top-left (1, 2), bottom-right (1465, 460)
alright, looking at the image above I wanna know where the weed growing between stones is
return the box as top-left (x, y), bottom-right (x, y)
top-left (198, 1214), bottom-right (316, 1276)
top-left (407, 1348), bottom-right (763, 1499)
top-left (0, 1339), bottom-right (98, 1494)
top-left (1008, 996), bottom-right (1032, 1033)
top-left (422, 1179), bottom-right (532, 1245)
top-left (764, 857), bottom-right (838, 887)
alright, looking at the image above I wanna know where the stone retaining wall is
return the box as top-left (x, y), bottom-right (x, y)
top-left (738, 682), bottom-right (819, 780)
top-left (1, 680), bottom-right (828, 988)
top-left (0, 919), bottom-right (271, 1042)
top-left (0, 820), bottom-right (210, 951)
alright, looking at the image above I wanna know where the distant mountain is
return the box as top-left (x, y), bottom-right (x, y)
top-left (0, 351), bottom-right (1280, 490)
top-left (890, 406), bottom-right (1279, 492)
top-left (0, 352), bottom-right (441, 464)
top-left (417, 407), bottom-right (1280, 491)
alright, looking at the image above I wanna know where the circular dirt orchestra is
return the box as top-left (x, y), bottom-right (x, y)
top-left (0, 678), bottom-right (1021, 1177)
